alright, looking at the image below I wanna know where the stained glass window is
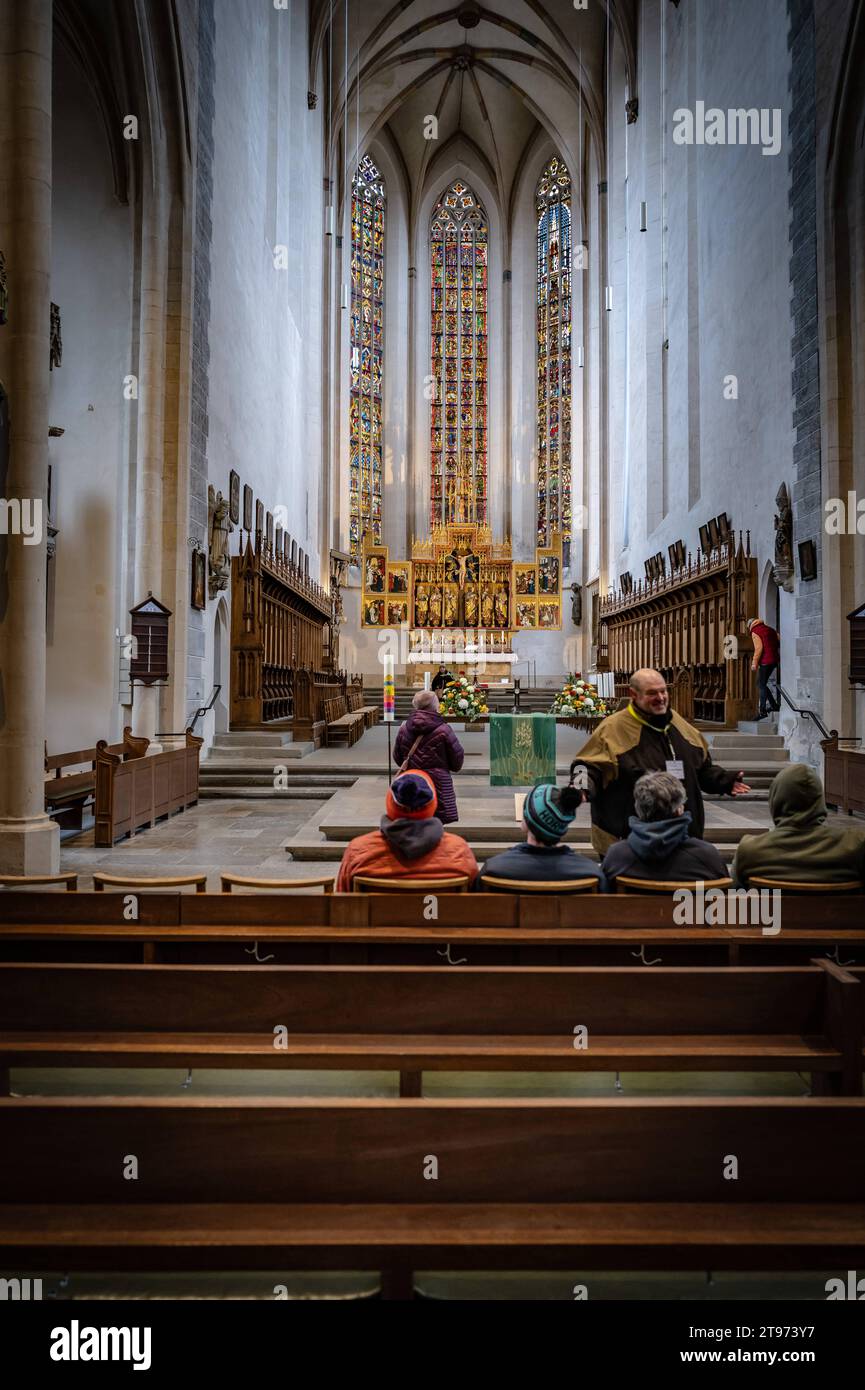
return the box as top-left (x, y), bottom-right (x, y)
top-left (349, 154), bottom-right (385, 562)
top-left (430, 180), bottom-right (488, 528)
top-left (536, 155), bottom-right (572, 550)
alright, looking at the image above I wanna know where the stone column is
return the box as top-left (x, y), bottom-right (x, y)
top-left (0, 0), bottom-right (60, 873)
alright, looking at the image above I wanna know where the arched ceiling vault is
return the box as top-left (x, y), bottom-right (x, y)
top-left (314, 0), bottom-right (637, 241)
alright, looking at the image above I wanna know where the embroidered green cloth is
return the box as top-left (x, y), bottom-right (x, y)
top-left (489, 713), bottom-right (557, 787)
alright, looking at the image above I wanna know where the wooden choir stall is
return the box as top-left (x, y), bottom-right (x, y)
top-left (229, 534), bottom-right (357, 746)
top-left (598, 535), bottom-right (758, 727)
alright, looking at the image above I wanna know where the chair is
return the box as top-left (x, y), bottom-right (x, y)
top-left (93, 872), bottom-right (207, 893)
top-left (220, 873), bottom-right (334, 893)
top-left (614, 876), bottom-right (733, 894)
top-left (0, 873), bottom-right (78, 892)
top-left (480, 875), bottom-right (599, 894)
top-left (748, 877), bottom-right (863, 894)
top-left (351, 875), bottom-right (472, 893)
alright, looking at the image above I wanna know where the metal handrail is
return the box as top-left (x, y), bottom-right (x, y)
top-left (773, 681), bottom-right (860, 745)
top-left (156, 685), bottom-right (222, 739)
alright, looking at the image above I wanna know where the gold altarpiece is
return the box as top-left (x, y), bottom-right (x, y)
top-left (361, 523), bottom-right (562, 683)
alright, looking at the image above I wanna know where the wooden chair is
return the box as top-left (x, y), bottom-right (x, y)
top-left (749, 877), bottom-right (864, 894)
top-left (352, 875), bottom-right (472, 893)
top-left (0, 873), bottom-right (78, 892)
top-left (614, 876), bottom-right (733, 894)
top-left (220, 874), bottom-right (334, 894)
top-left (481, 875), bottom-right (599, 894)
top-left (93, 872), bottom-right (207, 893)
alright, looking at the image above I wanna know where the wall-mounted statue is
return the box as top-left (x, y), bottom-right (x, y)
top-left (772, 481), bottom-right (794, 593)
top-left (207, 485), bottom-right (234, 598)
top-left (49, 302), bottom-right (62, 370)
top-left (569, 582), bottom-right (583, 626)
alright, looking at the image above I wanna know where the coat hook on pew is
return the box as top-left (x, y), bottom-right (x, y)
top-left (244, 941), bottom-right (275, 963)
top-left (630, 944), bottom-right (662, 966)
top-left (181, 1068), bottom-right (193, 1088)
top-left (436, 942), bottom-right (467, 965)
top-left (825, 945), bottom-right (855, 967)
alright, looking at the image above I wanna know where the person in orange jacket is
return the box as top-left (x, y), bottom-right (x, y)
top-left (336, 769), bottom-right (479, 891)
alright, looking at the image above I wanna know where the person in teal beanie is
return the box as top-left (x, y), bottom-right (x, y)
top-left (479, 782), bottom-right (607, 890)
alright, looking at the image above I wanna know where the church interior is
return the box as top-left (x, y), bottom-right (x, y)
top-left (1, 0), bottom-right (865, 1324)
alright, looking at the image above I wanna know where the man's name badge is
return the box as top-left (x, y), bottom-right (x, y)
top-left (665, 759), bottom-right (685, 780)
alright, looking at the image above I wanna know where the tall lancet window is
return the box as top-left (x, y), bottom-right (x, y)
top-left (349, 154), bottom-right (385, 561)
top-left (429, 180), bottom-right (488, 528)
top-left (536, 155), bottom-right (572, 550)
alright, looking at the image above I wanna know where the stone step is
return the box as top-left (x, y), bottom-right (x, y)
top-left (284, 838), bottom-right (741, 864)
top-left (312, 818), bottom-right (757, 846)
top-left (213, 731), bottom-right (296, 746)
top-left (710, 732), bottom-right (785, 748)
top-left (200, 768), bottom-right (353, 785)
top-left (704, 745), bottom-right (789, 761)
top-left (201, 786), bottom-right (334, 800)
top-left (203, 744), bottom-right (314, 763)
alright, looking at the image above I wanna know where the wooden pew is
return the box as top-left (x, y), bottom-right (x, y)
top-left (1, 893), bottom-right (865, 969)
top-left (1, 1096), bottom-right (863, 1284)
top-left (44, 728), bottom-right (149, 830)
top-left (323, 695), bottom-right (365, 747)
top-left (346, 687), bottom-right (379, 729)
top-left (0, 960), bottom-right (860, 1097)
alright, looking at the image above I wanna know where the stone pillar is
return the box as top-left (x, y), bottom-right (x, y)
top-left (0, 0), bottom-right (60, 873)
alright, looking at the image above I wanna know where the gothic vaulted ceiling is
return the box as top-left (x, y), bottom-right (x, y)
top-left (313, 0), bottom-right (637, 227)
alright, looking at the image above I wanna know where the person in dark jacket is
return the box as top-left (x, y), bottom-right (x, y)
top-left (570, 668), bottom-right (750, 854)
top-left (602, 770), bottom-right (728, 885)
top-left (733, 763), bottom-right (865, 887)
top-left (747, 617), bottom-right (781, 720)
top-left (431, 664), bottom-right (453, 693)
top-left (392, 690), bottom-right (464, 824)
top-left (480, 782), bottom-right (607, 890)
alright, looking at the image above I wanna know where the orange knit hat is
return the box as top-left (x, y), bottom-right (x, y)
top-left (386, 769), bottom-right (438, 821)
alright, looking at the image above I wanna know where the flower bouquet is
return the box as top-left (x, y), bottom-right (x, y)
top-left (551, 673), bottom-right (609, 724)
top-left (439, 675), bottom-right (489, 723)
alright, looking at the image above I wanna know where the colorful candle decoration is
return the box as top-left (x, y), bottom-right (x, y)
top-left (383, 654), bottom-right (395, 723)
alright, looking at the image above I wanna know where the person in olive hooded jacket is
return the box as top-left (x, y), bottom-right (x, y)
top-left (732, 763), bottom-right (865, 886)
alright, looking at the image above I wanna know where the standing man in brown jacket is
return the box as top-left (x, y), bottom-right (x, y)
top-left (570, 668), bottom-right (750, 855)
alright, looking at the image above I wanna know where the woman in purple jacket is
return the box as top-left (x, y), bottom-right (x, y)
top-left (393, 690), bottom-right (465, 824)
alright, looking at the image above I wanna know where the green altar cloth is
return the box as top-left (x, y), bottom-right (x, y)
top-left (489, 713), bottom-right (557, 787)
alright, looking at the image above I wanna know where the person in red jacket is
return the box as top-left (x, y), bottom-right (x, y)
top-left (335, 769), bottom-right (479, 891)
top-left (747, 617), bottom-right (781, 720)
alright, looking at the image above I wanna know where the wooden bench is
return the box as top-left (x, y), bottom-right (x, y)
top-left (0, 960), bottom-right (860, 1097)
top-left (1, 893), bottom-right (865, 969)
top-left (346, 687), bottom-right (379, 729)
top-left (1, 1095), bottom-right (863, 1286)
top-left (44, 728), bottom-right (149, 830)
top-left (323, 695), bottom-right (366, 747)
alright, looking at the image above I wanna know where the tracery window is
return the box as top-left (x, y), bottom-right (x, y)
top-left (429, 180), bottom-right (488, 527)
top-left (349, 154), bottom-right (385, 561)
top-left (536, 155), bottom-right (572, 549)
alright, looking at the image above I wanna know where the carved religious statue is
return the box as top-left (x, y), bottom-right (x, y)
top-left (494, 584), bottom-right (509, 627)
top-left (428, 585), bottom-right (442, 626)
top-left (443, 586), bottom-right (458, 627)
top-left (464, 584), bottom-right (478, 628)
top-left (569, 582), bottom-right (583, 626)
top-left (414, 584), bottom-right (429, 627)
top-left (772, 481), bottom-right (794, 593)
top-left (481, 588), bottom-right (494, 627)
top-left (207, 484), bottom-right (234, 598)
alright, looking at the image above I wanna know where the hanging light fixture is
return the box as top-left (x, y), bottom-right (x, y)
top-left (577, 345), bottom-right (585, 369)
top-left (325, 205), bottom-right (334, 237)
top-left (605, 286), bottom-right (613, 312)
top-left (640, 200), bottom-right (648, 232)
top-left (341, 282), bottom-right (349, 310)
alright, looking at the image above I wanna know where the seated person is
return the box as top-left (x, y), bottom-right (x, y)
top-left (602, 770), bottom-right (727, 884)
top-left (336, 770), bottom-right (479, 891)
top-left (733, 763), bottom-right (865, 887)
top-left (479, 783), bottom-right (607, 890)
